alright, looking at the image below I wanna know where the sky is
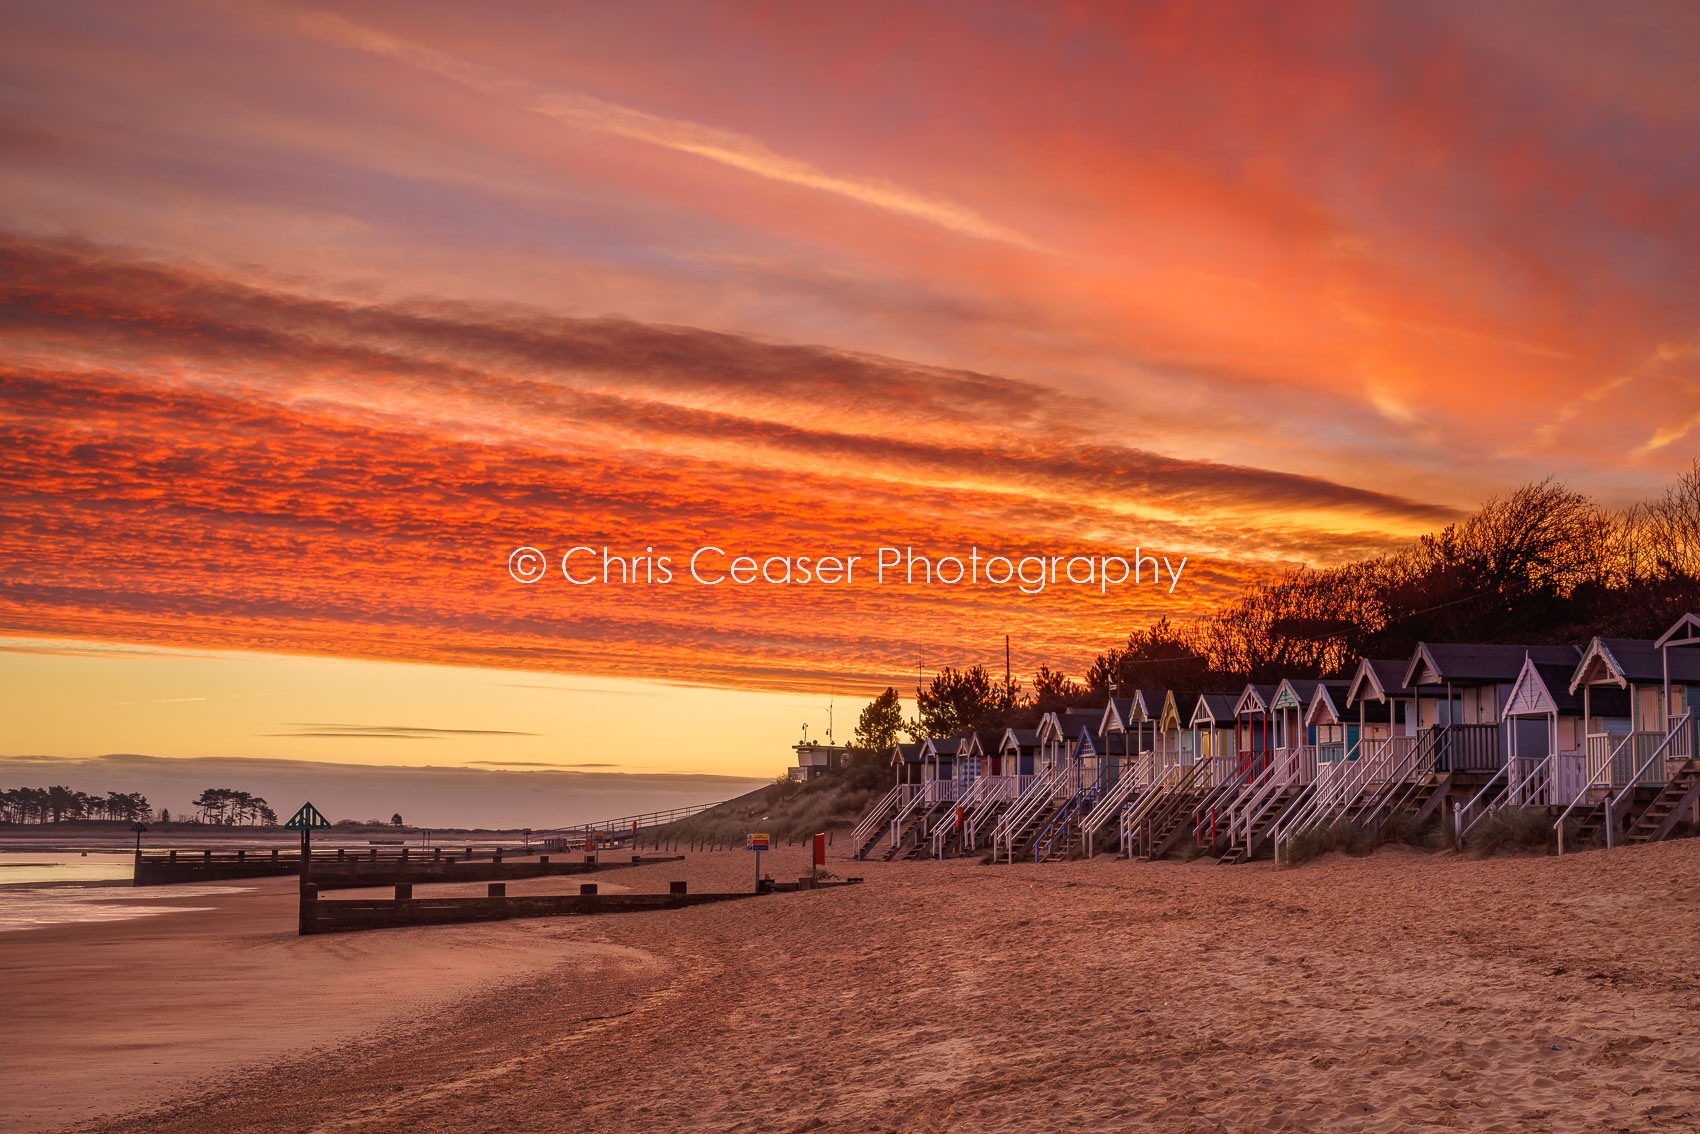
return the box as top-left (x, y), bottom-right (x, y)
top-left (2, 1), bottom-right (1698, 805)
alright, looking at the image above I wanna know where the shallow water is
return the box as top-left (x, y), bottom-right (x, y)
top-left (0, 852), bottom-right (250, 932)
top-left (0, 884), bottom-right (249, 932)
top-left (0, 850), bottom-right (136, 885)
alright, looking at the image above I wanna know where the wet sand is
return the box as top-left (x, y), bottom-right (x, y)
top-left (10, 839), bottom-right (1700, 1133)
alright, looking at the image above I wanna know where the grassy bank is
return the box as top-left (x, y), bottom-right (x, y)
top-left (647, 763), bottom-right (891, 847)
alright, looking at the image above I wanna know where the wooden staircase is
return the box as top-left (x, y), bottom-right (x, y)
top-left (1221, 784), bottom-right (1303, 864)
top-left (1140, 787), bottom-right (1206, 860)
top-left (1622, 758), bottom-right (1700, 844)
top-left (1392, 772), bottom-right (1452, 834)
top-left (1130, 763), bottom-right (1211, 860)
top-left (1004, 797), bottom-right (1066, 861)
top-left (851, 784), bottom-right (907, 860)
top-left (882, 802), bottom-right (941, 860)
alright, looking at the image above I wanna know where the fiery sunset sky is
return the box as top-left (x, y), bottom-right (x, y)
top-left (3, 1), bottom-right (1698, 781)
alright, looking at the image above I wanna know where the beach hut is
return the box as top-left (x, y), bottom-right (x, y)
top-left (1561, 615), bottom-right (1700, 846)
top-left (889, 739), bottom-right (931, 786)
top-left (1188, 692), bottom-right (1238, 787)
top-left (990, 712), bottom-right (1083, 862)
top-left (1100, 689), bottom-right (1164, 783)
top-left (1304, 681), bottom-right (1360, 764)
top-left (1400, 642), bottom-right (1582, 775)
top-left (1344, 658), bottom-right (1421, 745)
top-left (1268, 678), bottom-right (1322, 781)
top-left (1232, 684), bottom-right (1280, 777)
top-left (1492, 656), bottom-right (1626, 810)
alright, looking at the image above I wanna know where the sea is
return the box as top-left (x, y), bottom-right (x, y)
top-left (0, 851), bottom-right (243, 932)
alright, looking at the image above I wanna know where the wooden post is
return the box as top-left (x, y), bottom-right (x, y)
top-left (669, 880), bottom-right (687, 895)
top-left (298, 882), bottom-right (318, 936)
top-left (395, 883), bottom-right (412, 900)
top-left (579, 883), bottom-right (597, 895)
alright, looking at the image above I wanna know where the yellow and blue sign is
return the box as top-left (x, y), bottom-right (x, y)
top-left (746, 832), bottom-right (770, 851)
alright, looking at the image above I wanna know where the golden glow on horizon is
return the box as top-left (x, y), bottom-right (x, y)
top-left (0, 638), bottom-right (828, 778)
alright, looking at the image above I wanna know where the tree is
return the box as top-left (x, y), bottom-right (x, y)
top-left (1086, 618), bottom-right (1213, 693)
top-left (1030, 665), bottom-right (1084, 713)
top-left (851, 688), bottom-right (905, 759)
top-left (911, 665), bottom-right (1010, 739)
top-left (46, 785), bottom-right (78, 823)
top-left (391, 812), bottom-right (404, 827)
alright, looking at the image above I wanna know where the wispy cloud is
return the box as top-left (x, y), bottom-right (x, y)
top-left (266, 724), bottom-right (541, 740)
top-left (292, 10), bottom-right (1051, 251)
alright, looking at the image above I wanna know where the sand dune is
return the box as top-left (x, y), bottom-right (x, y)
top-left (10, 840), bottom-right (1700, 1133)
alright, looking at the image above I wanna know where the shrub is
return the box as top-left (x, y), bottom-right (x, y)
top-left (1465, 807), bottom-right (1557, 857)
top-left (1281, 819), bottom-right (1381, 866)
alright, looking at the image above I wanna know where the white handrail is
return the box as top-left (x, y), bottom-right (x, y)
top-left (1269, 759), bottom-right (1339, 853)
top-left (1357, 728), bottom-right (1442, 831)
top-left (1080, 767), bottom-right (1142, 853)
top-left (1453, 762), bottom-right (1511, 844)
top-left (852, 783), bottom-right (907, 847)
top-left (1274, 734), bottom-right (1404, 860)
top-left (1118, 762), bottom-right (1197, 856)
top-left (1555, 730), bottom-right (1638, 854)
top-left (886, 784), bottom-right (932, 850)
top-left (991, 765), bottom-right (1065, 862)
top-left (1505, 753), bottom-right (1553, 807)
top-left (930, 777), bottom-right (987, 857)
top-left (964, 775), bottom-right (1025, 848)
top-left (1603, 711), bottom-right (1694, 849)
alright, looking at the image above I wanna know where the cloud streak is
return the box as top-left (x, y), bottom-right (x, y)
top-left (294, 10), bottom-right (1051, 251)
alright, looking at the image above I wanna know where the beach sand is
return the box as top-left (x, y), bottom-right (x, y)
top-left (10, 839), bottom-right (1700, 1133)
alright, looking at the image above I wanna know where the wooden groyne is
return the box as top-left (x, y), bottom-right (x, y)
top-left (300, 879), bottom-right (755, 935)
top-left (135, 849), bottom-right (682, 889)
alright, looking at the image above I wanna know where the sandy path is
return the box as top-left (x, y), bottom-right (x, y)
top-left (0, 875), bottom-right (650, 1133)
top-left (25, 840), bottom-right (1700, 1133)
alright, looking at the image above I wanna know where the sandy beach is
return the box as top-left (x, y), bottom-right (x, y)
top-left (5, 840), bottom-right (1698, 1134)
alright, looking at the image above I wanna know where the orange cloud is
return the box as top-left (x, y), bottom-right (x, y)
top-left (0, 236), bottom-right (1437, 691)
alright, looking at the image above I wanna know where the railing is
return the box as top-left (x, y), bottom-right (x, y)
top-left (1231, 750), bottom-right (1311, 849)
top-left (1435, 724), bottom-right (1500, 773)
top-left (1585, 730), bottom-right (1664, 791)
top-left (1556, 731), bottom-right (1637, 855)
top-left (1221, 748), bottom-right (1311, 846)
top-left (992, 765), bottom-right (1067, 863)
top-left (1032, 788), bottom-right (1097, 862)
top-left (1355, 728), bottom-right (1444, 831)
top-left (1189, 762), bottom-right (1251, 850)
top-left (886, 784), bottom-right (934, 851)
top-left (1268, 758), bottom-right (1345, 856)
top-left (1134, 760), bottom-right (1214, 857)
top-left (925, 778), bottom-right (967, 803)
top-left (545, 799), bottom-right (730, 841)
top-left (1453, 763), bottom-right (1512, 843)
top-left (1603, 712), bottom-right (1695, 849)
top-left (1272, 733), bottom-right (1407, 859)
top-left (931, 777), bottom-right (989, 858)
top-left (963, 775), bottom-right (1024, 849)
top-left (1118, 763), bottom-right (1195, 855)
top-left (1316, 743), bottom-right (1346, 765)
top-left (1080, 766), bottom-right (1144, 854)
top-left (851, 784), bottom-right (910, 849)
